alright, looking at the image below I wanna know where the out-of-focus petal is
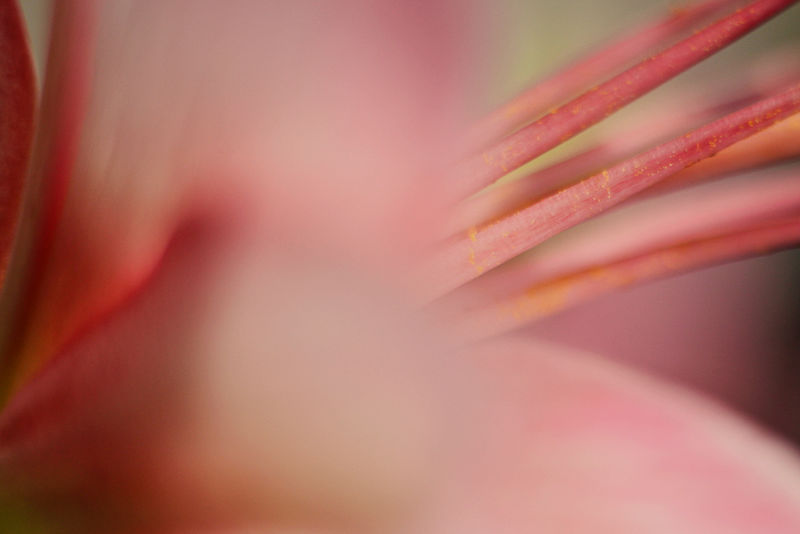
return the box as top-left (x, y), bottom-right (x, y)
top-left (526, 253), bottom-right (795, 425)
top-left (1, 0), bottom-right (482, 388)
top-left (0, 216), bottom-right (468, 531)
top-left (5, 227), bottom-right (800, 533)
top-left (412, 337), bottom-right (800, 533)
top-left (0, 0), bottom-right (35, 277)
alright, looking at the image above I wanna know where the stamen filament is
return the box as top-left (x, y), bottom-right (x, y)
top-left (452, 216), bottom-right (800, 341)
top-left (464, 0), bottom-right (737, 150)
top-left (425, 83), bottom-right (800, 297)
top-left (650, 114), bottom-right (800, 193)
top-left (443, 169), bottom-right (800, 311)
top-left (453, 0), bottom-right (798, 198)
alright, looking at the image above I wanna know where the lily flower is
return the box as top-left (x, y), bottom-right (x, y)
top-left (0, 0), bottom-right (799, 532)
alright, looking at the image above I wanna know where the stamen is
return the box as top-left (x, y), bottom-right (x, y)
top-left (449, 101), bottom-right (800, 236)
top-left (447, 86), bottom-right (727, 236)
top-left (650, 114), bottom-right (800, 193)
top-left (424, 83), bottom-right (800, 298)
top-left (464, 0), bottom-right (737, 150)
top-left (453, 217), bottom-right (800, 341)
top-left (452, 0), bottom-right (798, 198)
top-left (444, 169), bottom-right (800, 311)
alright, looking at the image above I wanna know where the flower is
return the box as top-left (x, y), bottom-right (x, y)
top-left (0, 0), bottom-right (799, 532)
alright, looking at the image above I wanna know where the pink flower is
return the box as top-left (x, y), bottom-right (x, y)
top-left (0, 0), bottom-right (799, 532)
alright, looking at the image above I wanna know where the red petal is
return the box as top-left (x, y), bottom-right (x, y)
top-left (0, 0), bottom-right (35, 282)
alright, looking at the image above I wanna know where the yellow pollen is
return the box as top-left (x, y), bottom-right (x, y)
top-left (601, 170), bottom-right (612, 199)
top-left (467, 227), bottom-right (483, 274)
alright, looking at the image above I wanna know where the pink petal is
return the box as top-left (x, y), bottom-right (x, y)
top-left (0, 217), bottom-right (466, 531)
top-left (1, 0), bottom-right (481, 388)
top-left (413, 337), bottom-right (800, 533)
